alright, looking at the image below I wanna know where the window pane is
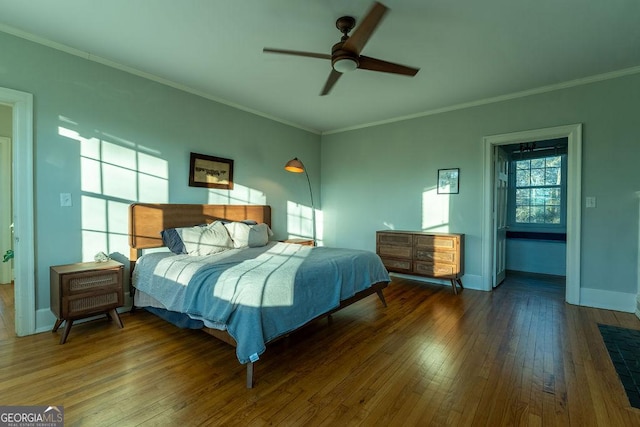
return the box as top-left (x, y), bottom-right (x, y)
top-left (545, 206), bottom-right (560, 224)
top-left (532, 188), bottom-right (548, 205)
top-left (531, 168), bottom-right (545, 185)
top-left (530, 206), bottom-right (545, 223)
top-left (546, 156), bottom-right (561, 167)
top-left (516, 160), bottom-right (530, 170)
top-left (516, 189), bottom-right (530, 205)
top-left (548, 188), bottom-right (561, 205)
top-left (516, 169), bottom-right (530, 186)
top-left (516, 206), bottom-right (530, 223)
top-left (545, 167), bottom-right (560, 185)
top-left (530, 158), bottom-right (545, 168)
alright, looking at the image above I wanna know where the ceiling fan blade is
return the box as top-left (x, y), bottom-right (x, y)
top-left (342, 2), bottom-right (388, 55)
top-left (358, 55), bottom-right (419, 76)
top-left (320, 69), bottom-right (343, 96)
top-left (263, 48), bottom-right (331, 60)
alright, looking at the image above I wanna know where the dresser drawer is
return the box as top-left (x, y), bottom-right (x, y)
top-left (380, 257), bottom-right (412, 273)
top-left (414, 261), bottom-right (456, 278)
top-left (414, 234), bottom-right (458, 250)
top-left (377, 244), bottom-right (412, 260)
top-left (414, 248), bottom-right (457, 263)
top-left (377, 232), bottom-right (413, 246)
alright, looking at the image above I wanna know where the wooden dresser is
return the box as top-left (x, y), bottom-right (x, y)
top-left (50, 260), bottom-right (124, 343)
top-left (376, 231), bottom-right (465, 294)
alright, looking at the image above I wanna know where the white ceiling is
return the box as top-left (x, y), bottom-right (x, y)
top-left (1, 0), bottom-right (639, 134)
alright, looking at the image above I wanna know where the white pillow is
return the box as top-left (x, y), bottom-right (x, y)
top-left (181, 221), bottom-right (234, 256)
top-left (224, 222), bottom-right (273, 248)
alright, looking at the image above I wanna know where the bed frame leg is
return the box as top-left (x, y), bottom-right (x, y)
top-left (376, 289), bottom-right (387, 307)
top-left (246, 362), bottom-right (254, 388)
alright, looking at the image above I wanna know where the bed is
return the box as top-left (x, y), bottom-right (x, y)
top-left (128, 203), bottom-right (390, 387)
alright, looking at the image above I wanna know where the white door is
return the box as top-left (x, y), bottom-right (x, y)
top-left (493, 146), bottom-right (509, 287)
top-left (0, 137), bottom-right (11, 285)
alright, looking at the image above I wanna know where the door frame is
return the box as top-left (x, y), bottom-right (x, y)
top-left (481, 124), bottom-right (582, 305)
top-left (0, 87), bottom-right (35, 335)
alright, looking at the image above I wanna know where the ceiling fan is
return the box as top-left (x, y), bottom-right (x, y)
top-left (263, 1), bottom-right (420, 96)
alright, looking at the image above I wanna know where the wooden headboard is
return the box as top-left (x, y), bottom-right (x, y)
top-left (128, 203), bottom-right (272, 262)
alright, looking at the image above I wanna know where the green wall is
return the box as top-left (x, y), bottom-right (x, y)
top-left (2, 27), bottom-right (639, 323)
top-left (0, 32), bottom-right (320, 316)
top-left (321, 72), bottom-right (640, 309)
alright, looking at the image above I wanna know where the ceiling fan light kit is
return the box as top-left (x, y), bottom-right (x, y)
top-left (333, 57), bottom-right (358, 73)
top-left (263, 1), bottom-right (419, 95)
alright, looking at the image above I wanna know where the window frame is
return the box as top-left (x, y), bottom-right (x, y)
top-left (507, 152), bottom-right (567, 232)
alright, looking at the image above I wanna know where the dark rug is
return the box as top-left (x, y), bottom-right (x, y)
top-left (598, 323), bottom-right (640, 409)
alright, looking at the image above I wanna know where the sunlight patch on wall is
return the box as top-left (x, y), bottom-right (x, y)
top-left (422, 187), bottom-right (450, 232)
top-left (208, 184), bottom-right (266, 205)
top-left (286, 200), bottom-right (322, 243)
top-left (59, 124), bottom-right (169, 261)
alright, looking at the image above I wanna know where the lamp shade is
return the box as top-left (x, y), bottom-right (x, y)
top-left (284, 157), bottom-right (305, 173)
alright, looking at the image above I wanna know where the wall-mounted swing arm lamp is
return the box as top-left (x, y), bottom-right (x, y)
top-left (284, 157), bottom-right (316, 245)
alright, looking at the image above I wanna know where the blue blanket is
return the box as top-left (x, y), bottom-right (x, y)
top-left (133, 242), bottom-right (390, 363)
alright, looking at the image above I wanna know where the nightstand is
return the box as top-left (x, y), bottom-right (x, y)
top-left (50, 260), bottom-right (124, 344)
top-left (282, 238), bottom-right (315, 246)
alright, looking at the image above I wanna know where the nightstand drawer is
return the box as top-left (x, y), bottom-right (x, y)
top-left (64, 290), bottom-right (122, 318)
top-left (63, 270), bottom-right (121, 295)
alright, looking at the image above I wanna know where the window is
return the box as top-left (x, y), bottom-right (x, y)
top-left (514, 155), bottom-right (563, 225)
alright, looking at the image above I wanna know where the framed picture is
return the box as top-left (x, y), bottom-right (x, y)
top-left (437, 168), bottom-right (459, 194)
top-left (189, 152), bottom-right (234, 189)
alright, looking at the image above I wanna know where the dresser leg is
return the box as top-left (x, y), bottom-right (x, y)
top-left (450, 278), bottom-right (464, 295)
top-left (60, 320), bottom-right (73, 344)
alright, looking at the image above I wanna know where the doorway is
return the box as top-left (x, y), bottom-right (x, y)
top-left (482, 124), bottom-right (582, 305)
top-left (0, 87), bottom-right (35, 336)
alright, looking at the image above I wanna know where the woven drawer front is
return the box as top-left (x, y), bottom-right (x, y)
top-left (381, 258), bottom-right (412, 272)
top-left (414, 249), bottom-right (456, 263)
top-left (414, 235), bottom-right (457, 249)
top-left (69, 292), bottom-right (119, 313)
top-left (68, 271), bottom-right (119, 293)
top-left (414, 261), bottom-right (455, 277)
top-left (377, 233), bottom-right (412, 246)
top-left (377, 245), bottom-right (412, 259)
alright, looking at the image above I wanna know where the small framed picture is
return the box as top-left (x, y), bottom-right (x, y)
top-left (437, 168), bottom-right (459, 194)
top-left (189, 152), bottom-right (234, 189)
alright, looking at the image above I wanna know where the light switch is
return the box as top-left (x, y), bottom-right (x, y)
top-left (586, 196), bottom-right (596, 208)
top-left (60, 193), bottom-right (72, 207)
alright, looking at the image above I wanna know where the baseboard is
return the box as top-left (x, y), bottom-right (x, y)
top-left (388, 272), bottom-right (484, 291)
top-left (580, 287), bottom-right (637, 313)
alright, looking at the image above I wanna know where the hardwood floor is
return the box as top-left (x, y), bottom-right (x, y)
top-left (1, 274), bottom-right (640, 426)
top-left (0, 282), bottom-right (14, 339)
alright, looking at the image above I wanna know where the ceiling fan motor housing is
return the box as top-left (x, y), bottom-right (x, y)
top-left (331, 42), bottom-right (359, 72)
